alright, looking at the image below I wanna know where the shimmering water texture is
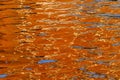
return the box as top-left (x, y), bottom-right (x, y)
top-left (0, 0), bottom-right (120, 80)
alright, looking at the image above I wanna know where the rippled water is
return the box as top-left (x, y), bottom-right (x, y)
top-left (0, 0), bottom-right (120, 80)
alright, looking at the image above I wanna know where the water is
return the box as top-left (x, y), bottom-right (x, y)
top-left (0, 0), bottom-right (120, 79)
top-left (0, 74), bottom-right (7, 78)
top-left (38, 60), bottom-right (57, 64)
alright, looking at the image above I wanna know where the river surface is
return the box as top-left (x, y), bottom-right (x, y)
top-left (0, 0), bottom-right (120, 80)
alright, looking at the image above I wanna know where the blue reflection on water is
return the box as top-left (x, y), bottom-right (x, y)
top-left (38, 60), bottom-right (56, 64)
top-left (0, 74), bottom-right (7, 78)
top-left (79, 67), bottom-right (86, 71)
top-left (95, 0), bottom-right (102, 2)
top-left (89, 73), bottom-right (106, 78)
top-left (112, 42), bottom-right (120, 46)
top-left (99, 14), bottom-right (120, 18)
top-left (85, 71), bottom-right (106, 78)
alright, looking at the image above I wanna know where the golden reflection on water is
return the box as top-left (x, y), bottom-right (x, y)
top-left (0, 0), bottom-right (120, 80)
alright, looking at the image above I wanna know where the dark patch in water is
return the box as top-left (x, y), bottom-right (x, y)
top-left (109, 0), bottom-right (117, 1)
top-left (35, 56), bottom-right (44, 58)
top-left (71, 46), bottom-right (83, 49)
top-left (0, 67), bottom-right (7, 69)
top-left (0, 49), bottom-right (5, 52)
top-left (23, 6), bottom-right (31, 9)
top-left (25, 68), bottom-right (32, 70)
